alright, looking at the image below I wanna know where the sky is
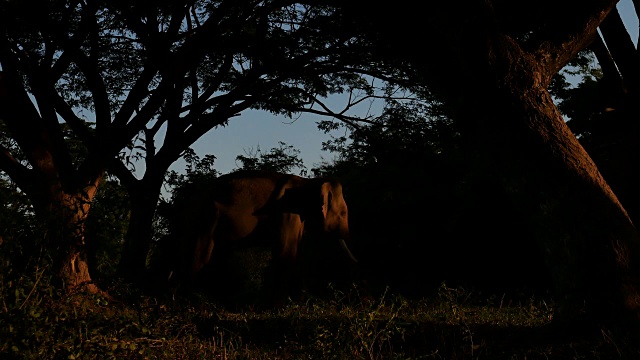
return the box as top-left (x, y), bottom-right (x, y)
top-left (168, 0), bottom-right (639, 176)
top-left (173, 94), bottom-right (381, 175)
top-left (607, 0), bottom-right (639, 47)
top-left (616, 0), bottom-right (639, 44)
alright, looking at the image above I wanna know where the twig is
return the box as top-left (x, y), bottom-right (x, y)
top-left (19, 264), bottom-right (48, 310)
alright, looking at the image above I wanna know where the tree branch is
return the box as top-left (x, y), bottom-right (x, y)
top-left (50, 92), bottom-right (96, 145)
top-left (112, 66), bottom-right (158, 130)
top-left (530, 0), bottom-right (618, 80)
top-left (0, 143), bottom-right (33, 191)
top-left (0, 69), bottom-right (53, 174)
top-left (589, 33), bottom-right (626, 102)
top-left (599, 7), bottom-right (640, 92)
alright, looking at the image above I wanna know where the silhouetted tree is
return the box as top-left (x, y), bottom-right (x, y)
top-left (235, 141), bottom-right (307, 176)
top-left (0, 0), bottom-right (389, 290)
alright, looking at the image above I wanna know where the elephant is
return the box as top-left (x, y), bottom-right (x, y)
top-left (172, 169), bottom-right (358, 303)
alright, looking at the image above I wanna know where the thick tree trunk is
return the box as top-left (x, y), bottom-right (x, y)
top-left (459, 66), bottom-right (640, 326)
top-left (445, 10), bottom-right (640, 326)
top-left (55, 193), bottom-right (95, 292)
top-left (346, 0), bottom-right (640, 326)
top-left (32, 179), bottom-right (102, 294)
top-left (442, 20), bottom-right (640, 327)
top-left (1, 67), bottom-right (106, 295)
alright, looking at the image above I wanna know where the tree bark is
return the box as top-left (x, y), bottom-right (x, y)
top-left (31, 177), bottom-right (103, 294)
top-left (54, 192), bottom-right (98, 292)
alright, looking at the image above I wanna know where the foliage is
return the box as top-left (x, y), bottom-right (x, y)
top-left (85, 177), bottom-right (131, 278)
top-left (1, 0), bottom-right (403, 281)
top-left (315, 98), bottom-right (454, 172)
top-left (162, 148), bottom-right (221, 203)
top-left (235, 141), bottom-right (308, 176)
top-left (0, 0), bottom-right (392, 187)
top-left (0, 178), bottom-right (38, 251)
top-left (310, 95), bottom-right (557, 298)
top-left (549, 50), bottom-right (604, 135)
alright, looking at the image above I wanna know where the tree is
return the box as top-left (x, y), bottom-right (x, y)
top-left (235, 141), bottom-right (307, 175)
top-left (342, 0), bottom-right (640, 326)
top-left (557, 5), bottom-right (640, 230)
top-left (0, 0), bottom-right (390, 291)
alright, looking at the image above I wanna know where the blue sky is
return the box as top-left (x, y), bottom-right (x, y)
top-left (609, 0), bottom-right (638, 47)
top-left (170, 0), bottom-right (639, 176)
top-left (178, 95), bottom-right (378, 175)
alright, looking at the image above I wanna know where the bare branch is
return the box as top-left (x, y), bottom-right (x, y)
top-left (112, 67), bottom-right (158, 130)
top-left (50, 92), bottom-right (95, 145)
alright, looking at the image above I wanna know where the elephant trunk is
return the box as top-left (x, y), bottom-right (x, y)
top-left (339, 239), bottom-right (358, 263)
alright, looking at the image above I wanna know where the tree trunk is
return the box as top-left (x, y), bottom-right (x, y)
top-left (441, 8), bottom-right (640, 326)
top-left (0, 55), bottom-right (106, 295)
top-left (31, 178), bottom-right (103, 294)
top-left (458, 62), bottom-right (640, 326)
top-left (442, 19), bottom-right (640, 327)
top-left (117, 174), bottom-right (165, 281)
top-left (57, 195), bottom-right (94, 292)
top-left (346, 0), bottom-right (640, 326)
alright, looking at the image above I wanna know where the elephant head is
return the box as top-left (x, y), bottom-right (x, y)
top-left (274, 177), bottom-right (356, 257)
top-left (176, 170), bottom-right (357, 302)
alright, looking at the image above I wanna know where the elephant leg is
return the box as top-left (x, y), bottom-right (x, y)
top-left (267, 213), bottom-right (304, 305)
top-left (185, 203), bottom-right (220, 288)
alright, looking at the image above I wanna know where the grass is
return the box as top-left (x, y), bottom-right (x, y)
top-left (2, 273), bottom-right (639, 360)
top-left (1, 243), bottom-right (638, 359)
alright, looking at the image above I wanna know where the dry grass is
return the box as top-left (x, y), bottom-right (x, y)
top-left (2, 276), bottom-right (639, 360)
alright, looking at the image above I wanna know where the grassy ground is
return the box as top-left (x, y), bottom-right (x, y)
top-left (0, 244), bottom-right (638, 359)
top-left (2, 275), bottom-right (639, 360)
